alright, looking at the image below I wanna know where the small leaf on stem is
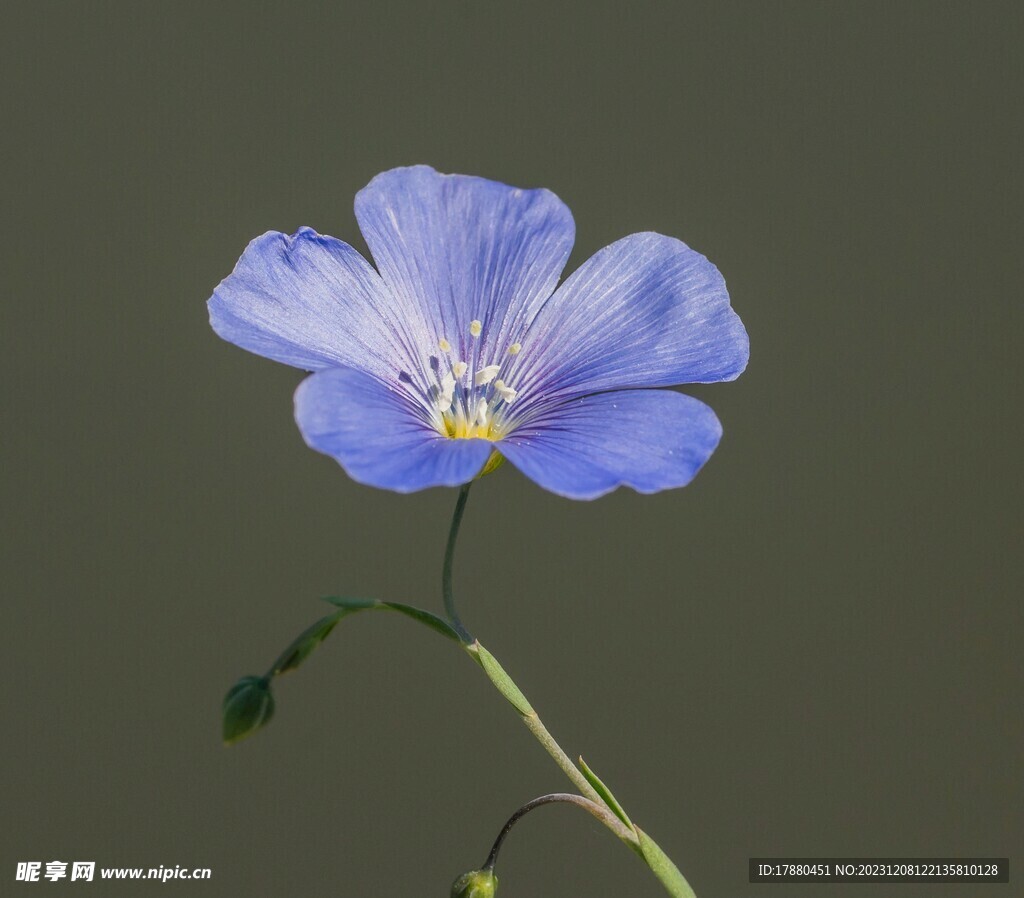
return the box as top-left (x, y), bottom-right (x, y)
top-left (270, 612), bottom-right (345, 676)
top-left (381, 602), bottom-right (461, 641)
top-left (578, 756), bottom-right (633, 829)
top-left (636, 827), bottom-right (697, 898)
top-left (472, 643), bottom-right (534, 716)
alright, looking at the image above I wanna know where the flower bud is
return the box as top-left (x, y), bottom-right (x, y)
top-left (450, 869), bottom-right (497, 898)
top-left (222, 675), bottom-right (274, 745)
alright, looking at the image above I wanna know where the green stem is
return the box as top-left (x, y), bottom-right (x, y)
top-left (467, 640), bottom-right (638, 848)
top-left (443, 482), bottom-right (696, 897)
top-left (443, 482), bottom-right (474, 643)
top-left (467, 642), bottom-right (696, 898)
top-left (483, 793), bottom-right (624, 871)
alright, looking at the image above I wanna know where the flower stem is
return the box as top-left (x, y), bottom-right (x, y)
top-left (443, 482), bottom-right (474, 643)
top-left (444, 481), bottom-right (696, 897)
top-left (467, 640), bottom-right (639, 849)
top-left (483, 793), bottom-right (625, 872)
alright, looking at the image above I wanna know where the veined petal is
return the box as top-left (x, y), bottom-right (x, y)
top-left (506, 233), bottom-right (748, 409)
top-left (294, 368), bottom-right (493, 492)
top-left (208, 228), bottom-right (416, 377)
top-left (497, 390), bottom-right (723, 500)
top-left (354, 165), bottom-right (575, 373)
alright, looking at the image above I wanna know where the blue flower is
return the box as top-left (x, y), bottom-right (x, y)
top-left (208, 166), bottom-right (748, 499)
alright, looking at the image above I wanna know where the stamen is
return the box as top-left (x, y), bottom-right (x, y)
top-left (438, 337), bottom-right (451, 353)
top-left (434, 388), bottom-right (454, 413)
top-left (434, 370), bottom-right (456, 412)
top-left (507, 343), bottom-right (522, 355)
top-left (469, 320), bottom-right (483, 338)
top-left (494, 380), bottom-right (517, 404)
top-left (475, 398), bottom-right (489, 426)
top-left (453, 361), bottom-right (468, 380)
top-left (474, 365), bottom-right (500, 386)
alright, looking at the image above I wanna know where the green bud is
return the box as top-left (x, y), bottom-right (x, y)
top-left (450, 869), bottom-right (497, 898)
top-left (222, 675), bottom-right (274, 746)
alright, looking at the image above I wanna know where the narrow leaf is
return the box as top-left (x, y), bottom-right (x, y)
top-left (322, 596), bottom-right (380, 611)
top-left (381, 602), bottom-right (461, 641)
top-left (270, 611), bottom-right (345, 676)
top-left (578, 756), bottom-right (633, 828)
top-left (473, 642), bottom-right (534, 716)
top-left (636, 827), bottom-right (697, 898)
top-left (324, 596), bottom-right (460, 640)
top-left (222, 596), bottom-right (461, 744)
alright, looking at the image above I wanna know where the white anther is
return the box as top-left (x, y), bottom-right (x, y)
top-left (469, 320), bottom-right (483, 338)
top-left (493, 379), bottom-right (517, 403)
top-left (475, 398), bottom-right (489, 426)
top-left (434, 388), bottom-right (454, 413)
top-left (438, 337), bottom-right (451, 353)
top-left (452, 361), bottom-right (468, 379)
top-left (440, 371), bottom-right (455, 395)
top-left (507, 343), bottom-right (522, 355)
top-left (474, 365), bottom-right (501, 386)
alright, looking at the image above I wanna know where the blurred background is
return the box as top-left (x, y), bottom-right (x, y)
top-left (2, 2), bottom-right (1020, 895)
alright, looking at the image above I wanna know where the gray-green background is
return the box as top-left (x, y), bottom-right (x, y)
top-left (2, 2), bottom-right (1020, 895)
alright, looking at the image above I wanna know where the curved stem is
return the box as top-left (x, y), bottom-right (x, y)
top-left (467, 641), bottom-right (639, 849)
top-left (483, 793), bottom-right (624, 871)
top-left (443, 482), bottom-right (474, 643)
top-left (466, 641), bottom-right (699, 897)
top-left (440, 481), bottom-right (694, 896)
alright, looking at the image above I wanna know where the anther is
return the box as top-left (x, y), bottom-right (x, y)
top-left (453, 361), bottom-right (468, 380)
top-left (434, 390), bottom-right (454, 413)
top-left (507, 343), bottom-right (521, 355)
top-left (474, 365), bottom-right (500, 386)
top-left (438, 338), bottom-right (451, 353)
top-left (494, 380), bottom-right (517, 403)
top-left (469, 320), bottom-right (483, 338)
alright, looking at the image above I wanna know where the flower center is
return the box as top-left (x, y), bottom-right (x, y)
top-left (429, 320), bottom-right (520, 440)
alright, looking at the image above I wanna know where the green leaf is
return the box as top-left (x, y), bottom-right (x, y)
top-left (578, 756), bottom-right (633, 829)
top-left (323, 596), bottom-right (460, 641)
top-left (321, 596), bottom-right (380, 611)
top-left (222, 676), bottom-right (274, 746)
top-left (472, 642), bottom-right (534, 716)
top-left (381, 602), bottom-right (461, 641)
top-left (221, 596), bottom-right (461, 743)
top-left (636, 827), bottom-right (697, 898)
top-left (270, 612), bottom-right (345, 676)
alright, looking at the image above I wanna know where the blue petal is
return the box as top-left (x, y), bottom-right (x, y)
top-left (497, 389), bottom-right (723, 500)
top-left (505, 233), bottom-right (748, 410)
top-left (208, 228), bottom-right (418, 377)
top-left (355, 165), bottom-right (575, 372)
top-left (294, 367), bottom-right (493, 492)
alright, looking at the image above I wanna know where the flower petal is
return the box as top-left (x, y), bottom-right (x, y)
top-left (208, 228), bottom-right (415, 377)
top-left (294, 368), bottom-right (493, 492)
top-left (497, 389), bottom-right (723, 500)
top-left (354, 165), bottom-right (575, 371)
top-left (506, 233), bottom-right (748, 410)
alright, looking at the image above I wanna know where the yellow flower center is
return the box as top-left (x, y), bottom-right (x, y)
top-left (430, 321), bottom-right (520, 440)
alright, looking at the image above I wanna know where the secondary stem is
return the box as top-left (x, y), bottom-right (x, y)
top-left (442, 482), bottom-right (636, 848)
top-left (441, 481), bottom-right (695, 896)
top-left (483, 793), bottom-right (625, 871)
top-left (443, 482), bottom-right (474, 643)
